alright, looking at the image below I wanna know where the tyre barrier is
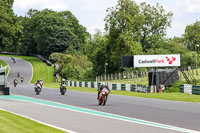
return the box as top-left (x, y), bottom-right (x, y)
top-left (180, 84), bottom-right (200, 95)
top-left (0, 85), bottom-right (10, 95)
top-left (66, 81), bottom-right (152, 93)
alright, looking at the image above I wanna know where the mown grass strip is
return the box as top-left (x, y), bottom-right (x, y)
top-left (0, 109), bottom-right (66, 133)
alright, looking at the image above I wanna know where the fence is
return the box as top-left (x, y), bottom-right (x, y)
top-left (67, 81), bottom-right (157, 93)
top-left (96, 70), bottom-right (148, 85)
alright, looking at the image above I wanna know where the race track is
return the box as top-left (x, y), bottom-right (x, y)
top-left (0, 56), bottom-right (200, 133)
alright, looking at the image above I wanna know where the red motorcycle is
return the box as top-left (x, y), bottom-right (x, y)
top-left (98, 88), bottom-right (109, 106)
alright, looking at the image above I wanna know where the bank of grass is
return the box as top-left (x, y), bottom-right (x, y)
top-left (0, 109), bottom-right (66, 133)
top-left (0, 59), bottom-right (9, 75)
top-left (1, 54), bottom-right (200, 102)
top-left (0, 54), bottom-right (54, 85)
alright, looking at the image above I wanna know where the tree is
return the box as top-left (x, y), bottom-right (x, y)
top-left (183, 21), bottom-right (200, 51)
top-left (85, 30), bottom-right (108, 75)
top-left (105, 0), bottom-right (143, 73)
top-left (0, 0), bottom-right (22, 52)
top-left (139, 3), bottom-right (173, 52)
top-left (103, 0), bottom-right (173, 73)
top-left (19, 9), bottom-right (89, 56)
top-left (49, 52), bottom-right (93, 80)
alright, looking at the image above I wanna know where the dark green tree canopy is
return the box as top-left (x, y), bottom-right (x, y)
top-left (183, 21), bottom-right (200, 51)
top-left (0, 0), bottom-right (22, 52)
top-left (19, 9), bottom-right (89, 56)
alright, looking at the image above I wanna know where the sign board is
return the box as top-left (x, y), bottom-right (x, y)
top-left (134, 54), bottom-right (180, 67)
top-left (0, 66), bottom-right (7, 85)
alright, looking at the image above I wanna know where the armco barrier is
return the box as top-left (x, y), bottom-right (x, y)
top-left (66, 81), bottom-right (151, 93)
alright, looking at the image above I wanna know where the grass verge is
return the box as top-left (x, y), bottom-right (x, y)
top-left (0, 109), bottom-right (66, 133)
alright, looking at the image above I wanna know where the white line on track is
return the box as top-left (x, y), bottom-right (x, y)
top-left (4, 94), bottom-right (200, 133)
top-left (0, 108), bottom-right (77, 133)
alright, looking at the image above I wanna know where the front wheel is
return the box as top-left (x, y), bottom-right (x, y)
top-left (103, 95), bottom-right (108, 106)
top-left (60, 87), bottom-right (66, 95)
top-left (35, 87), bottom-right (41, 95)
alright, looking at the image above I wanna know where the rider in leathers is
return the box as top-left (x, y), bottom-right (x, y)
top-left (97, 84), bottom-right (110, 99)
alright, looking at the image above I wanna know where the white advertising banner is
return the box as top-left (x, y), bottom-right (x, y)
top-left (134, 54), bottom-right (180, 67)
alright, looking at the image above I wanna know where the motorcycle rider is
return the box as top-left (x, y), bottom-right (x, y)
top-left (60, 78), bottom-right (66, 87)
top-left (97, 83), bottom-right (110, 99)
top-left (20, 76), bottom-right (24, 83)
top-left (11, 57), bottom-right (16, 63)
top-left (13, 79), bottom-right (18, 87)
top-left (34, 80), bottom-right (42, 89)
top-left (17, 72), bottom-right (20, 77)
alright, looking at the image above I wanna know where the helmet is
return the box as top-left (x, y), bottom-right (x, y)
top-left (62, 79), bottom-right (65, 82)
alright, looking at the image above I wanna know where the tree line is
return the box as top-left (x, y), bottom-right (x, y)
top-left (1, 0), bottom-right (200, 80)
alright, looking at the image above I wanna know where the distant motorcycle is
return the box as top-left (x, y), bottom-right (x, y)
top-left (98, 88), bottom-right (109, 106)
top-left (60, 84), bottom-right (67, 95)
top-left (13, 79), bottom-right (18, 87)
top-left (11, 57), bottom-right (16, 63)
top-left (17, 72), bottom-right (20, 78)
top-left (35, 84), bottom-right (42, 95)
top-left (20, 76), bottom-right (24, 83)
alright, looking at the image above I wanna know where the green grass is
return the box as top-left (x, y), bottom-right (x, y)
top-left (0, 55), bottom-right (55, 84)
top-left (0, 59), bottom-right (9, 75)
top-left (0, 110), bottom-right (66, 133)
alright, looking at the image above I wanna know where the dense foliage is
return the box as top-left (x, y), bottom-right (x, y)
top-left (19, 9), bottom-right (89, 56)
top-left (0, 0), bottom-right (22, 52)
top-left (0, 0), bottom-right (199, 80)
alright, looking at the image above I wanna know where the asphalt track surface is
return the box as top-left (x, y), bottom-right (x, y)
top-left (0, 56), bottom-right (200, 133)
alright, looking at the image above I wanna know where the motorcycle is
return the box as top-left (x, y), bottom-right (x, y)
top-left (17, 72), bottom-right (20, 78)
top-left (14, 79), bottom-right (18, 87)
top-left (20, 77), bottom-right (24, 83)
top-left (35, 84), bottom-right (42, 95)
top-left (60, 84), bottom-right (67, 95)
top-left (98, 88), bottom-right (109, 106)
